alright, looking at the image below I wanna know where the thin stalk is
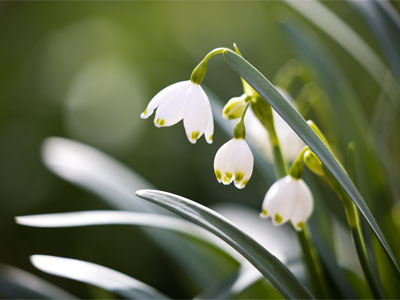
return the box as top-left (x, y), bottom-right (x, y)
top-left (268, 127), bottom-right (289, 179)
top-left (297, 224), bottom-right (330, 299)
top-left (323, 168), bottom-right (384, 299)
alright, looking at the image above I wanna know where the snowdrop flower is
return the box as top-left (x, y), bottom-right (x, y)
top-left (140, 80), bottom-right (213, 144)
top-left (260, 175), bottom-right (313, 231)
top-left (214, 138), bottom-right (254, 189)
top-left (244, 89), bottom-right (304, 161)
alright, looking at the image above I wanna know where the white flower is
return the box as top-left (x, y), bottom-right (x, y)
top-left (260, 175), bottom-right (313, 231)
top-left (244, 88), bottom-right (304, 161)
top-left (214, 138), bottom-right (254, 189)
top-left (140, 80), bottom-right (213, 144)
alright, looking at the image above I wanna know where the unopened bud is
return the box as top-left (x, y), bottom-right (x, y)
top-left (303, 150), bottom-right (324, 176)
top-left (223, 95), bottom-right (247, 119)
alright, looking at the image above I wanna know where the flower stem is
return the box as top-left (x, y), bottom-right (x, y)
top-left (296, 224), bottom-right (330, 299)
top-left (233, 101), bottom-right (253, 139)
top-left (190, 47), bottom-right (231, 84)
top-left (323, 166), bottom-right (384, 299)
top-left (268, 127), bottom-right (289, 179)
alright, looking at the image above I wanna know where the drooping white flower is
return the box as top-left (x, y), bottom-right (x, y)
top-left (244, 88), bottom-right (304, 161)
top-left (140, 80), bottom-right (213, 144)
top-left (260, 175), bottom-right (313, 231)
top-left (214, 138), bottom-right (254, 189)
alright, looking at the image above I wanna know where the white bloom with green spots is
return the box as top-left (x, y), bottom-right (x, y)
top-left (140, 80), bottom-right (213, 144)
top-left (214, 138), bottom-right (254, 189)
top-left (260, 175), bottom-right (313, 231)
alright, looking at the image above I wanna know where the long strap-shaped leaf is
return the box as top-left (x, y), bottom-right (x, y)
top-left (222, 50), bottom-right (400, 279)
top-left (31, 255), bottom-right (168, 299)
top-left (16, 210), bottom-right (238, 260)
top-left (136, 189), bottom-right (313, 299)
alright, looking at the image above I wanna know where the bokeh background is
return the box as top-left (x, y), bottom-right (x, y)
top-left (1, 1), bottom-right (400, 298)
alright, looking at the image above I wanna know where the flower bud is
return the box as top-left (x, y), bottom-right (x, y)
top-left (223, 95), bottom-right (247, 119)
top-left (303, 150), bottom-right (324, 176)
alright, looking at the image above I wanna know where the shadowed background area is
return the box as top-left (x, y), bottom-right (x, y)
top-left (1, 1), bottom-right (400, 299)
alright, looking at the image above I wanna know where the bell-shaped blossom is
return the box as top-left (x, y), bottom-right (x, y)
top-left (260, 175), bottom-right (313, 231)
top-left (214, 138), bottom-right (254, 189)
top-left (244, 89), bottom-right (304, 161)
top-left (140, 80), bottom-right (213, 144)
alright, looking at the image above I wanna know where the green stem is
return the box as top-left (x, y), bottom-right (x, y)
top-left (190, 47), bottom-right (232, 84)
top-left (323, 167), bottom-right (384, 299)
top-left (297, 224), bottom-right (330, 299)
top-left (268, 127), bottom-right (289, 179)
top-left (233, 101), bottom-right (253, 139)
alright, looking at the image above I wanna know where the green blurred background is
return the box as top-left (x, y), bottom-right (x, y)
top-left (1, 1), bottom-right (400, 298)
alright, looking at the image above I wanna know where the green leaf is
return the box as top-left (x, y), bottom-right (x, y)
top-left (135, 189), bottom-right (314, 299)
top-left (16, 210), bottom-right (237, 259)
top-left (0, 264), bottom-right (78, 299)
top-left (30, 255), bottom-right (168, 299)
top-left (222, 50), bottom-right (400, 279)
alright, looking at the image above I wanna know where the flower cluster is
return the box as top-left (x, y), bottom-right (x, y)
top-left (140, 47), bottom-right (315, 231)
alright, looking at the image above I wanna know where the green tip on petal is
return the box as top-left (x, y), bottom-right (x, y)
top-left (235, 172), bottom-right (244, 182)
top-left (274, 214), bottom-right (283, 224)
top-left (223, 172), bottom-right (232, 183)
top-left (296, 221), bottom-right (304, 230)
top-left (143, 108), bottom-right (148, 115)
top-left (215, 169), bottom-right (222, 180)
top-left (191, 131), bottom-right (200, 140)
top-left (241, 179), bottom-right (249, 186)
top-left (260, 209), bottom-right (268, 218)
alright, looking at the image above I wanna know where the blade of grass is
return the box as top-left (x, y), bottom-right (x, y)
top-left (16, 210), bottom-right (238, 260)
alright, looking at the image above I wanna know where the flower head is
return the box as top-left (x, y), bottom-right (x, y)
top-left (141, 80), bottom-right (213, 144)
top-left (214, 138), bottom-right (254, 189)
top-left (260, 175), bottom-right (313, 231)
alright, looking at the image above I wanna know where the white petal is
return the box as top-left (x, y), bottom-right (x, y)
top-left (140, 80), bottom-right (189, 119)
top-left (289, 179), bottom-right (314, 231)
top-left (230, 139), bottom-right (254, 189)
top-left (153, 82), bottom-right (190, 127)
top-left (183, 84), bottom-right (210, 144)
top-left (214, 139), bottom-right (235, 184)
top-left (244, 109), bottom-right (273, 160)
top-left (261, 176), bottom-right (297, 226)
top-left (273, 110), bottom-right (304, 161)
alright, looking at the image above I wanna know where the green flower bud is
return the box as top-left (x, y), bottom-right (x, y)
top-left (223, 94), bottom-right (247, 119)
top-left (303, 150), bottom-right (324, 176)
